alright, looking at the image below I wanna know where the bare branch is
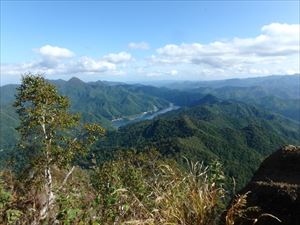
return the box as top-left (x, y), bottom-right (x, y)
top-left (58, 166), bottom-right (75, 191)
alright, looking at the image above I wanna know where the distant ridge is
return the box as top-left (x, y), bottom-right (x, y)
top-left (1, 74), bottom-right (299, 87)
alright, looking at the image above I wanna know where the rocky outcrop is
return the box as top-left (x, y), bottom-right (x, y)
top-left (225, 145), bottom-right (300, 225)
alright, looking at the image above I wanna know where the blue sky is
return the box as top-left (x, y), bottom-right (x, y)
top-left (1, 1), bottom-right (299, 84)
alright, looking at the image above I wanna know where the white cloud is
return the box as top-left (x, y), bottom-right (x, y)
top-left (1, 57), bottom-right (118, 76)
top-left (32, 45), bottom-right (76, 69)
top-left (37, 45), bottom-right (75, 59)
top-left (73, 56), bottom-right (116, 73)
top-left (128, 42), bottom-right (150, 50)
top-left (261, 23), bottom-right (299, 37)
top-left (1, 62), bottom-right (39, 75)
top-left (103, 52), bottom-right (132, 64)
top-left (1, 23), bottom-right (299, 83)
top-left (152, 23), bottom-right (299, 76)
top-left (1, 47), bottom-right (129, 78)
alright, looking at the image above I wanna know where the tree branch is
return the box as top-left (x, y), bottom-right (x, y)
top-left (58, 166), bottom-right (75, 191)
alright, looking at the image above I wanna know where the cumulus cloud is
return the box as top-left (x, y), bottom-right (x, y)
top-left (103, 52), bottom-right (132, 64)
top-left (261, 23), bottom-right (299, 37)
top-left (1, 62), bottom-right (39, 75)
top-left (152, 23), bottom-right (300, 75)
top-left (32, 45), bottom-right (76, 69)
top-left (72, 56), bottom-right (116, 73)
top-left (1, 47), bottom-right (133, 78)
top-left (37, 45), bottom-right (75, 59)
top-left (128, 42), bottom-right (150, 50)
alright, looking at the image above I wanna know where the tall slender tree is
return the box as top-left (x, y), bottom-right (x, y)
top-left (14, 73), bottom-right (104, 223)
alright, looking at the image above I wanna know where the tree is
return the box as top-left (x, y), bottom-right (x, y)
top-left (13, 73), bottom-right (104, 224)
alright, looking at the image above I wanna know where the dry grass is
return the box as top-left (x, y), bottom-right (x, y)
top-left (225, 192), bottom-right (250, 225)
top-left (225, 192), bottom-right (281, 225)
top-left (94, 153), bottom-right (226, 225)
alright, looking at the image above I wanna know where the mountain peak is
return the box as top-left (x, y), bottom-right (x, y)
top-left (68, 77), bottom-right (84, 84)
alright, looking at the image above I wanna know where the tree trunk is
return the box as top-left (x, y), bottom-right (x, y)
top-left (38, 166), bottom-right (55, 221)
top-left (31, 165), bottom-right (55, 225)
top-left (36, 117), bottom-right (56, 223)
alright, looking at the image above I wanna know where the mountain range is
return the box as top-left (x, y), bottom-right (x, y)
top-left (1, 75), bottom-right (299, 188)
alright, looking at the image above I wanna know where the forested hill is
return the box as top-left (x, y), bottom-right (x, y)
top-left (191, 86), bottom-right (300, 122)
top-left (0, 77), bottom-right (206, 125)
top-left (96, 99), bottom-right (300, 188)
top-left (0, 78), bottom-right (208, 148)
top-left (50, 77), bottom-right (170, 126)
top-left (0, 79), bottom-right (166, 148)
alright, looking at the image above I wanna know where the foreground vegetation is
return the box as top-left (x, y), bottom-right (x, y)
top-left (2, 149), bottom-right (262, 225)
top-left (1, 150), bottom-right (226, 224)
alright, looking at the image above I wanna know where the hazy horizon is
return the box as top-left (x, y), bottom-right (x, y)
top-left (1, 73), bottom-right (299, 87)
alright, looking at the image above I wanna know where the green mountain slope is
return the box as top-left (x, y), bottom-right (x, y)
top-left (95, 99), bottom-right (300, 188)
top-left (51, 78), bottom-right (170, 131)
top-left (0, 104), bottom-right (18, 149)
top-left (0, 78), bottom-right (171, 148)
top-left (125, 84), bottom-right (205, 107)
top-left (191, 86), bottom-right (300, 122)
